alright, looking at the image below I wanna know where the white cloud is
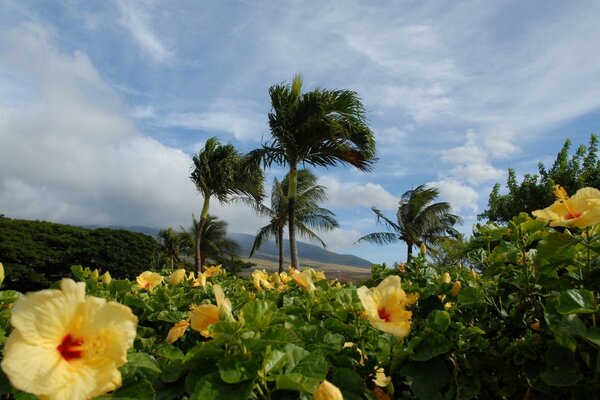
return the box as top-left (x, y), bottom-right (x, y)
top-left (318, 227), bottom-right (363, 251)
top-left (426, 179), bottom-right (479, 215)
top-left (160, 102), bottom-right (267, 142)
top-left (439, 130), bottom-right (505, 185)
top-left (0, 23), bottom-right (264, 235)
top-left (318, 175), bottom-right (398, 211)
top-left (116, 0), bottom-right (172, 62)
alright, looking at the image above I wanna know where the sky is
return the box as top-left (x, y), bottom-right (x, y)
top-left (1, 0), bottom-right (600, 266)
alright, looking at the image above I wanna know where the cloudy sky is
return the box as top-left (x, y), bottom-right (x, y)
top-left (1, 0), bottom-right (599, 265)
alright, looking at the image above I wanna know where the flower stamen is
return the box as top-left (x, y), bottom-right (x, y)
top-left (57, 334), bottom-right (84, 361)
top-left (378, 307), bottom-right (391, 322)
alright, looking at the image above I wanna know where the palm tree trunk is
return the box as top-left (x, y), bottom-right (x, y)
top-left (277, 226), bottom-right (284, 273)
top-left (287, 166), bottom-right (299, 268)
top-left (195, 196), bottom-right (211, 273)
top-left (406, 243), bottom-right (414, 264)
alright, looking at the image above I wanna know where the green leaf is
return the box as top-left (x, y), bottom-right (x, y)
top-left (429, 310), bottom-right (451, 333)
top-left (578, 327), bottom-right (600, 347)
top-left (123, 294), bottom-right (154, 312)
top-left (190, 372), bottom-right (254, 400)
top-left (457, 287), bottom-right (485, 306)
top-left (217, 357), bottom-right (259, 383)
top-left (155, 310), bottom-right (188, 323)
top-left (100, 378), bottom-right (156, 400)
top-left (240, 299), bottom-right (276, 331)
top-left (401, 358), bottom-right (449, 400)
top-left (557, 289), bottom-right (596, 314)
top-left (410, 332), bottom-right (452, 361)
top-left (0, 290), bottom-right (22, 303)
top-left (14, 392), bottom-right (37, 400)
top-left (262, 348), bottom-right (287, 375)
top-left (540, 344), bottom-right (583, 387)
top-left (121, 353), bottom-right (161, 377)
top-left (269, 344), bottom-right (327, 393)
top-left (329, 368), bottom-right (365, 400)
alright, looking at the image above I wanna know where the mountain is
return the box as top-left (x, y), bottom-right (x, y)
top-left (81, 225), bottom-right (373, 269)
top-left (228, 232), bottom-right (372, 268)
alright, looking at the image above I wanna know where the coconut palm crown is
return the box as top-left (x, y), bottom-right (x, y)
top-left (249, 74), bottom-right (376, 268)
top-left (190, 137), bottom-right (263, 272)
top-left (357, 184), bottom-right (462, 263)
top-left (238, 169), bottom-right (338, 272)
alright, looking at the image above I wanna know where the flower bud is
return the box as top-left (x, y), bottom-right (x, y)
top-left (0, 262), bottom-right (4, 287)
top-left (169, 269), bottom-right (186, 286)
top-left (101, 271), bottom-right (112, 285)
top-left (441, 272), bottom-right (451, 284)
top-left (451, 281), bottom-right (462, 297)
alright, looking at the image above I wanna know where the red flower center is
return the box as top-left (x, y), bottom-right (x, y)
top-left (57, 334), bottom-right (84, 361)
top-left (378, 307), bottom-right (391, 322)
top-left (564, 211), bottom-right (581, 220)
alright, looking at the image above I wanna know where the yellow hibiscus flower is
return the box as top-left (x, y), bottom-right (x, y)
top-left (166, 320), bottom-right (189, 344)
top-left (136, 271), bottom-right (163, 291)
top-left (291, 270), bottom-right (316, 292)
top-left (192, 273), bottom-right (207, 288)
top-left (357, 276), bottom-right (418, 339)
top-left (313, 380), bottom-right (343, 400)
top-left (168, 269), bottom-right (187, 286)
top-left (1, 279), bottom-right (137, 400)
top-left (203, 265), bottom-right (222, 278)
top-left (252, 269), bottom-right (273, 291)
top-left (189, 284), bottom-right (232, 338)
top-left (532, 186), bottom-right (600, 228)
top-left (0, 262), bottom-right (4, 286)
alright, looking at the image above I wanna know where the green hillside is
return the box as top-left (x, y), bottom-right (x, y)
top-left (0, 217), bottom-right (158, 292)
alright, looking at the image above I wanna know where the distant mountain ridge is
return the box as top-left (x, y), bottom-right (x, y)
top-left (83, 225), bottom-right (372, 269)
top-left (228, 233), bottom-right (372, 268)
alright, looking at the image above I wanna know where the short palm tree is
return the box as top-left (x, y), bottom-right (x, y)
top-left (181, 214), bottom-right (240, 268)
top-left (156, 228), bottom-right (184, 270)
top-left (190, 137), bottom-right (263, 272)
top-left (238, 169), bottom-right (338, 272)
top-left (250, 74), bottom-right (376, 268)
top-left (357, 185), bottom-right (462, 263)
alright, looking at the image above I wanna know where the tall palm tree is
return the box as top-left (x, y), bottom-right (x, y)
top-left (238, 169), bottom-right (338, 272)
top-left (357, 185), bottom-right (462, 263)
top-left (181, 214), bottom-right (240, 268)
top-left (250, 74), bottom-right (376, 268)
top-left (190, 137), bottom-right (263, 272)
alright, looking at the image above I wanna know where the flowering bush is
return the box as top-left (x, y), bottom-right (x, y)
top-left (0, 194), bottom-right (599, 399)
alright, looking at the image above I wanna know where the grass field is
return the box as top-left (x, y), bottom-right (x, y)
top-left (240, 258), bottom-right (372, 283)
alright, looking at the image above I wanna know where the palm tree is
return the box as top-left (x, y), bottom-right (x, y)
top-left (181, 214), bottom-right (240, 268)
top-left (238, 169), bottom-right (338, 272)
top-left (156, 228), bottom-right (184, 270)
top-left (190, 137), bottom-right (263, 272)
top-left (357, 185), bottom-right (462, 263)
top-left (250, 74), bottom-right (376, 268)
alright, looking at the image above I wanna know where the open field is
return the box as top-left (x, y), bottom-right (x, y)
top-left (239, 258), bottom-right (372, 283)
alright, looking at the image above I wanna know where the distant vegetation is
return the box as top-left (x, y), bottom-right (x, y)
top-left (480, 134), bottom-right (600, 223)
top-left (0, 216), bottom-right (157, 292)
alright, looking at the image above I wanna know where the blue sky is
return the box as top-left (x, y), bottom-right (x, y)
top-left (1, 1), bottom-right (599, 266)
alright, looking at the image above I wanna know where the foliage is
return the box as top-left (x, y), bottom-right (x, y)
top-left (0, 217), bottom-right (157, 292)
top-left (249, 74), bottom-right (376, 268)
top-left (357, 184), bottom-right (462, 263)
top-left (1, 199), bottom-right (600, 399)
top-left (480, 134), bottom-right (600, 223)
